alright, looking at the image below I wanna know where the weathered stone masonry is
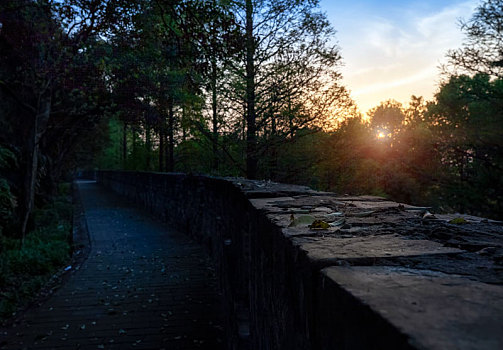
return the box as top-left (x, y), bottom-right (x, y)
top-left (98, 171), bottom-right (503, 350)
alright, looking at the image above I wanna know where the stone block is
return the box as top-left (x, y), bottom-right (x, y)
top-left (318, 266), bottom-right (503, 349)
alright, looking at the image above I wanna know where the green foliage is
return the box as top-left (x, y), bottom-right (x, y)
top-left (315, 117), bottom-right (380, 195)
top-left (310, 73), bottom-right (502, 220)
top-left (313, 100), bottom-right (443, 209)
top-left (0, 145), bottom-right (17, 234)
top-left (368, 100), bottom-right (405, 135)
top-left (34, 201), bottom-right (71, 229)
top-left (4, 230), bottom-right (69, 276)
top-left (95, 117), bottom-right (123, 170)
top-left (1, 0), bottom-right (501, 227)
top-left (58, 183), bottom-right (70, 196)
top-left (0, 179), bottom-right (15, 225)
top-left (0, 0), bottom-right (119, 238)
top-left (263, 130), bottom-right (327, 187)
top-left (0, 147), bottom-right (16, 169)
top-left (175, 138), bottom-right (214, 174)
top-left (426, 74), bottom-right (503, 218)
top-left (0, 192), bottom-right (72, 322)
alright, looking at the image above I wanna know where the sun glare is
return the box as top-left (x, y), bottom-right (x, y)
top-left (377, 131), bottom-right (386, 139)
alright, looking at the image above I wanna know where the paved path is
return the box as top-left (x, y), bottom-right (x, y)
top-left (1, 181), bottom-right (225, 349)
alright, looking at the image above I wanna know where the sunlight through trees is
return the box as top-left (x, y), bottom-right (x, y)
top-left (0, 0), bottom-right (502, 244)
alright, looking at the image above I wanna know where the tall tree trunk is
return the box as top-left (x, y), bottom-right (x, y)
top-left (271, 111), bottom-right (276, 136)
top-left (159, 126), bottom-right (165, 172)
top-left (245, 0), bottom-right (257, 179)
top-left (122, 121), bottom-right (128, 169)
top-left (288, 97), bottom-right (294, 138)
top-left (269, 106), bottom-right (278, 180)
top-left (166, 97), bottom-right (175, 172)
top-left (211, 57), bottom-right (219, 172)
top-left (145, 123), bottom-right (151, 170)
top-left (181, 106), bottom-right (187, 142)
top-left (21, 92), bottom-right (51, 240)
top-left (132, 126), bottom-right (137, 169)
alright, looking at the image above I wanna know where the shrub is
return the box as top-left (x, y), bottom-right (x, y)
top-left (0, 190), bottom-right (72, 322)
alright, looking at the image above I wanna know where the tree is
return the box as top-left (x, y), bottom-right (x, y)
top-left (90, 0), bottom-right (350, 180)
top-left (104, 0), bottom-right (207, 172)
top-left (0, 0), bottom-right (120, 238)
top-left (229, 0), bottom-right (345, 179)
top-left (315, 117), bottom-right (379, 194)
top-left (367, 100), bottom-right (405, 138)
top-left (445, 0), bottom-right (503, 78)
top-left (436, 0), bottom-right (503, 218)
top-left (0, 0), bottom-right (59, 238)
top-left (190, 0), bottom-right (242, 172)
top-left (426, 74), bottom-right (503, 218)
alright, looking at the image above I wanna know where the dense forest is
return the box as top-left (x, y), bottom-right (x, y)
top-left (1, 0), bottom-right (502, 248)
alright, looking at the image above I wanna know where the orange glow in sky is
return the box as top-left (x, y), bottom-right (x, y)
top-left (320, 0), bottom-right (478, 114)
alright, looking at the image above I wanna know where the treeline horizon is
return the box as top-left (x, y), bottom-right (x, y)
top-left (0, 0), bottom-right (502, 243)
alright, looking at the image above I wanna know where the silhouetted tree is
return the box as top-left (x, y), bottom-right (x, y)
top-left (367, 100), bottom-right (405, 138)
top-left (230, 0), bottom-right (345, 178)
top-left (445, 0), bottom-right (503, 78)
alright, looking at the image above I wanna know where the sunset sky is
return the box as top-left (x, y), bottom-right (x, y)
top-left (319, 0), bottom-right (479, 114)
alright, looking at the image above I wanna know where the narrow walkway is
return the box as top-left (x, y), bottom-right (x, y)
top-left (1, 181), bottom-right (225, 349)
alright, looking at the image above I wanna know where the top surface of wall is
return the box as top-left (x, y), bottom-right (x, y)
top-left (237, 178), bottom-right (503, 349)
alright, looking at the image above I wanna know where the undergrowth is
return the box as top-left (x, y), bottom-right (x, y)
top-left (0, 183), bottom-right (72, 323)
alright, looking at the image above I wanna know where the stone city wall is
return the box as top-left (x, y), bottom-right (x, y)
top-left (97, 171), bottom-right (503, 350)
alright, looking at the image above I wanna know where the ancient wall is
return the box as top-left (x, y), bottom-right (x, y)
top-left (98, 171), bottom-right (503, 350)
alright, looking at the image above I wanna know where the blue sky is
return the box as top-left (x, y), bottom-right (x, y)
top-left (319, 0), bottom-right (478, 113)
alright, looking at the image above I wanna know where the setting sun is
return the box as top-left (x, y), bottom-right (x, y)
top-left (377, 131), bottom-right (387, 139)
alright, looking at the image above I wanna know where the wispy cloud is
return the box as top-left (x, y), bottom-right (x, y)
top-left (321, 0), bottom-right (478, 112)
top-left (352, 66), bottom-right (438, 97)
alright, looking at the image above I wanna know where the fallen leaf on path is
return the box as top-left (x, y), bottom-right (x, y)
top-left (309, 220), bottom-right (330, 229)
top-left (289, 215), bottom-right (316, 227)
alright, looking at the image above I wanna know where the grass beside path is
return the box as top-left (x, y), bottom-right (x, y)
top-left (0, 184), bottom-right (73, 323)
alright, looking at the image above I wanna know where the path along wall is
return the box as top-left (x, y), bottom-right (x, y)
top-left (98, 171), bottom-right (503, 350)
